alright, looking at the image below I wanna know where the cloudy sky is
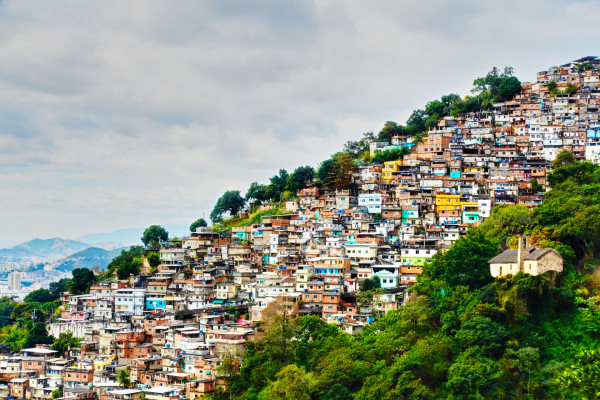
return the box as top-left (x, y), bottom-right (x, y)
top-left (0, 0), bottom-right (598, 247)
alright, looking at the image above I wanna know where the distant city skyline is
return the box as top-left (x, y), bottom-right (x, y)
top-left (0, 0), bottom-right (599, 247)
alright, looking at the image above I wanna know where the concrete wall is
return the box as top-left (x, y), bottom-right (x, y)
top-left (534, 252), bottom-right (563, 275)
top-left (47, 321), bottom-right (106, 339)
top-left (490, 262), bottom-right (519, 278)
top-left (48, 321), bottom-right (130, 339)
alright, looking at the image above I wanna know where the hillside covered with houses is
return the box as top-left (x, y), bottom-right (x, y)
top-left (1, 56), bottom-right (600, 399)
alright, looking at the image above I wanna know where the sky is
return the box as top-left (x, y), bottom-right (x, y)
top-left (0, 0), bottom-right (599, 247)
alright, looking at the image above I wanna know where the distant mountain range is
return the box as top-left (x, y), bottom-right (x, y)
top-left (12, 237), bottom-right (90, 258)
top-left (55, 247), bottom-right (124, 272)
top-left (0, 225), bottom-right (190, 270)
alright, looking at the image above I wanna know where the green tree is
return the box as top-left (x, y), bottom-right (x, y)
top-left (406, 109), bottom-right (426, 135)
top-left (553, 149), bottom-right (576, 169)
top-left (286, 166), bottom-right (315, 192)
top-left (0, 297), bottom-right (17, 328)
top-left (245, 182), bottom-right (267, 205)
top-left (261, 300), bottom-right (297, 366)
top-left (530, 178), bottom-right (544, 194)
top-left (321, 383), bottom-right (352, 400)
top-left (189, 218), bottom-right (208, 232)
top-left (116, 368), bottom-right (132, 387)
top-left (147, 252), bottom-right (161, 269)
top-left (25, 321), bottom-right (54, 348)
top-left (359, 276), bottom-right (381, 292)
top-left (328, 154), bottom-right (356, 188)
top-left (378, 121), bottom-right (405, 142)
top-left (455, 315), bottom-right (509, 357)
top-left (261, 365), bottom-right (313, 400)
top-left (477, 204), bottom-right (532, 242)
top-left (117, 258), bottom-right (142, 280)
top-left (425, 100), bottom-right (445, 117)
top-left (371, 147), bottom-right (411, 164)
top-left (564, 83), bottom-right (577, 95)
top-left (318, 158), bottom-right (336, 183)
top-left (412, 132), bottom-right (428, 146)
top-left (210, 190), bottom-right (246, 222)
top-left (67, 268), bottom-right (96, 295)
top-left (266, 169), bottom-right (290, 201)
top-left (107, 246), bottom-right (145, 276)
top-left (51, 389), bottom-right (62, 399)
top-left (555, 349), bottom-right (600, 399)
top-left (51, 331), bottom-right (81, 354)
top-left (49, 279), bottom-right (70, 298)
top-left (141, 225), bottom-right (169, 249)
top-left (508, 347), bottom-right (541, 397)
top-left (24, 289), bottom-right (57, 304)
top-left (472, 66), bottom-right (519, 106)
top-left (217, 348), bottom-right (241, 395)
top-left (446, 349), bottom-right (500, 399)
top-left (344, 132), bottom-right (374, 159)
top-left (498, 76), bottom-right (522, 100)
top-left (415, 231), bottom-right (499, 296)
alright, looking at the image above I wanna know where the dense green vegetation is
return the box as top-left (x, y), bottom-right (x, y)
top-left (205, 157), bottom-right (600, 400)
top-left (104, 245), bottom-right (146, 280)
top-left (0, 266), bottom-right (99, 352)
top-left (190, 218), bottom-right (208, 232)
top-left (472, 66), bottom-right (522, 107)
top-left (141, 225), bottom-right (169, 249)
top-left (51, 331), bottom-right (81, 355)
top-left (211, 204), bottom-right (292, 234)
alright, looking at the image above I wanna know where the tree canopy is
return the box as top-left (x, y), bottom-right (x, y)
top-left (210, 190), bottom-right (246, 223)
top-left (24, 289), bottom-right (57, 304)
top-left (67, 268), bottom-right (96, 295)
top-left (189, 218), bottom-right (208, 232)
top-left (245, 182), bottom-right (268, 205)
top-left (51, 331), bottom-right (81, 354)
top-left (141, 225), bottom-right (169, 248)
top-left (147, 252), bottom-right (161, 269)
top-left (472, 66), bottom-right (522, 106)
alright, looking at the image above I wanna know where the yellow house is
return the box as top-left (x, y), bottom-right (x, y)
top-left (94, 354), bottom-right (117, 371)
top-left (382, 160), bottom-right (402, 184)
top-left (435, 194), bottom-right (462, 213)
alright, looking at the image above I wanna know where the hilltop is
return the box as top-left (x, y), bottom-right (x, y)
top-left (4, 56), bottom-right (600, 400)
top-left (11, 237), bottom-right (90, 258)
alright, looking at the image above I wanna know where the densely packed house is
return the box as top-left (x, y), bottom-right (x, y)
top-left (5, 56), bottom-right (598, 400)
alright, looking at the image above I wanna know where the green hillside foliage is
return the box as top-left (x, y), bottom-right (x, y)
top-left (211, 204), bottom-right (291, 233)
top-left (205, 160), bottom-right (600, 400)
top-left (0, 267), bottom-right (96, 352)
top-left (103, 245), bottom-right (145, 280)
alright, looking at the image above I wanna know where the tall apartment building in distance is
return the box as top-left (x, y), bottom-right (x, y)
top-left (8, 272), bottom-right (21, 291)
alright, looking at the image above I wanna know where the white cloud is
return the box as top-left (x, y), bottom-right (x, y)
top-left (0, 0), bottom-right (598, 246)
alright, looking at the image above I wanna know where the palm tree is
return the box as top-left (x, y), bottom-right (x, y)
top-left (116, 369), bottom-right (131, 388)
top-left (412, 133), bottom-right (426, 146)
